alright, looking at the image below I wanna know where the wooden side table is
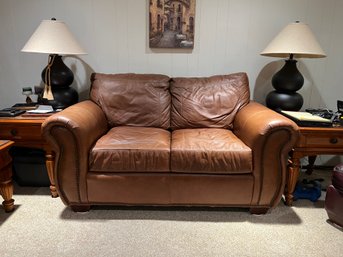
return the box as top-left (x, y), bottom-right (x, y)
top-left (285, 125), bottom-right (343, 205)
top-left (0, 116), bottom-right (57, 197)
top-left (0, 140), bottom-right (15, 212)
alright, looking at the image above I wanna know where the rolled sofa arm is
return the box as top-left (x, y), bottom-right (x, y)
top-left (42, 100), bottom-right (108, 205)
top-left (233, 101), bottom-right (299, 207)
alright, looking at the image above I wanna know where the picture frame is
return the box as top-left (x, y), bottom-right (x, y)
top-left (149, 0), bottom-right (196, 49)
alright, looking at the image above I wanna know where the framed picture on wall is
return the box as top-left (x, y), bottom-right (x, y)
top-left (149, 0), bottom-right (196, 49)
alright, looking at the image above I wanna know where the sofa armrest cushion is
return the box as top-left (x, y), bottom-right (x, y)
top-left (42, 100), bottom-right (108, 154)
top-left (233, 101), bottom-right (299, 149)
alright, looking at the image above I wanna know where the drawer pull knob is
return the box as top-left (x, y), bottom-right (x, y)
top-left (10, 129), bottom-right (17, 136)
top-left (330, 138), bottom-right (338, 144)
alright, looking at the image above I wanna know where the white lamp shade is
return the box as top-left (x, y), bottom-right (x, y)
top-left (261, 22), bottom-right (326, 58)
top-left (21, 19), bottom-right (86, 55)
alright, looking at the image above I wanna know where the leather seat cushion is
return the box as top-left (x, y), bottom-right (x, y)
top-left (89, 126), bottom-right (171, 172)
top-left (171, 128), bottom-right (252, 174)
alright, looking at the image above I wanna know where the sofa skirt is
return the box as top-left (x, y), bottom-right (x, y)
top-left (86, 172), bottom-right (254, 206)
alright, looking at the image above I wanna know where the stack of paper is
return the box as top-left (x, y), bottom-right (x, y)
top-left (27, 105), bottom-right (54, 114)
top-left (281, 111), bottom-right (332, 123)
top-left (280, 110), bottom-right (332, 127)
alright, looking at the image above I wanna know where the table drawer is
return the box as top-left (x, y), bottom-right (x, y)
top-left (0, 124), bottom-right (43, 141)
top-left (304, 135), bottom-right (343, 148)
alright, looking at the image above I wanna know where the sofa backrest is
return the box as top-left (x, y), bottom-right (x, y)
top-left (170, 72), bottom-right (250, 130)
top-left (90, 73), bottom-right (171, 129)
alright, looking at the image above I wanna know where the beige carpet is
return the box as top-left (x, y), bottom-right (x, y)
top-left (1, 170), bottom-right (342, 257)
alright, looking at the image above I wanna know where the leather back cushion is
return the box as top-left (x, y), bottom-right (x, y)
top-left (90, 73), bottom-right (171, 129)
top-left (170, 72), bottom-right (250, 130)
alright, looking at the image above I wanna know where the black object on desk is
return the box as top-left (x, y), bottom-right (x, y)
top-left (305, 108), bottom-right (334, 119)
top-left (0, 108), bottom-right (25, 117)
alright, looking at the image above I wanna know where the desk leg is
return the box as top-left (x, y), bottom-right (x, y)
top-left (0, 163), bottom-right (14, 212)
top-left (45, 151), bottom-right (58, 198)
top-left (306, 155), bottom-right (317, 175)
top-left (285, 157), bottom-right (301, 206)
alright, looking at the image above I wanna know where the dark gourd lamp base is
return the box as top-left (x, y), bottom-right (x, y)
top-left (41, 87), bottom-right (78, 110)
top-left (266, 91), bottom-right (303, 111)
top-left (41, 54), bottom-right (79, 109)
top-left (266, 58), bottom-right (304, 111)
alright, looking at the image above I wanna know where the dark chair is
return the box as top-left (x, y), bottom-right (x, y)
top-left (325, 164), bottom-right (343, 227)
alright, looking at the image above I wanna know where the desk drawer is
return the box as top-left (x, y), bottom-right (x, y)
top-left (304, 135), bottom-right (343, 148)
top-left (0, 123), bottom-right (42, 141)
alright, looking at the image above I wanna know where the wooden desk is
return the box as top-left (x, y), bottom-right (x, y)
top-left (0, 140), bottom-right (15, 212)
top-left (0, 116), bottom-right (57, 197)
top-left (285, 125), bottom-right (343, 205)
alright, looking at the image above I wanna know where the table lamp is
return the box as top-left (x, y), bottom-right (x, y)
top-left (21, 18), bottom-right (86, 109)
top-left (261, 21), bottom-right (326, 111)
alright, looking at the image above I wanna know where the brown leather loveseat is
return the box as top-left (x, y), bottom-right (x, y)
top-left (42, 72), bottom-right (298, 214)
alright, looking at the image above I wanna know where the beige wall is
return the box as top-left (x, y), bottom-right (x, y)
top-left (0, 0), bottom-right (342, 163)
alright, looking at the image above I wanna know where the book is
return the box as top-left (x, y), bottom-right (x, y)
top-left (12, 103), bottom-right (38, 110)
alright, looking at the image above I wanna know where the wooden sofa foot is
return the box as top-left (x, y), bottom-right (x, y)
top-left (249, 207), bottom-right (269, 215)
top-left (70, 205), bottom-right (91, 212)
